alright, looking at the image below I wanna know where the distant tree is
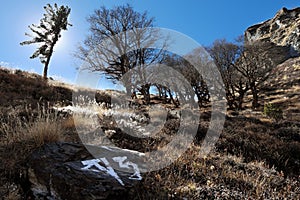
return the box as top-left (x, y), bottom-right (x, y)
top-left (208, 37), bottom-right (289, 109)
top-left (235, 41), bottom-right (275, 108)
top-left (207, 39), bottom-right (248, 110)
top-left (178, 55), bottom-right (210, 107)
top-left (77, 4), bottom-right (166, 104)
top-left (20, 3), bottom-right (71, 79)
top-left (160, 52), bottom-right (209, 108)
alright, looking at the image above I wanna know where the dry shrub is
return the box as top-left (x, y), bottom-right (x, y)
top-left (61, 116), bottom-right (76, 129)
top-left (264, 103), bottom-right (283, 121)
top-left (129, 144), bottom-right (299, 199)
top-left (217, 116), bottom-right (300, 176)
top-left (0, 105), bottom-right (65, 182)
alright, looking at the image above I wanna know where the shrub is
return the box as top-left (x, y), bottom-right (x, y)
top-left (0, 105), bottom-right (65, 178)
top-left (14, 69), bottom-right (23, 75)
top-left (263, 103), bottom-right (283, 121)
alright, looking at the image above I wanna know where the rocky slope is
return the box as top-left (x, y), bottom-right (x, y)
top-left (245, 7), bottom-right (300, 56)
top-left (262, 57), bottom-right (300, 121)
top-left (243, 7), bottom-right (300, 121)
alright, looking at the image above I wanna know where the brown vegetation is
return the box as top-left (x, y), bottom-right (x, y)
top-left (0, 67), bottom-right (299, 199)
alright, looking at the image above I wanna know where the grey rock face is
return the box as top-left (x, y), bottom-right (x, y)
top-left (245, 7), bottom-right (300, 56)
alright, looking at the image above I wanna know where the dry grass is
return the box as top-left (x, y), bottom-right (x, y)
top-left (217, 115), bottom-right (300, 176)
top-left (129, 144), bottom-right (299, 199)
top-left (1, 105), bottom-right (64, 142)
top-left (0, 105), bottom-right (66, 198)
top-left (0, 66), bottom-right (299, 199)
top-left (1, 104), bottom-right (299, 199)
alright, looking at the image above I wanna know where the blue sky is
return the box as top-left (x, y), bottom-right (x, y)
top-left (0, 0), bottom-right (299, 86)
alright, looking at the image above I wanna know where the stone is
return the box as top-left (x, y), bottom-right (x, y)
top-left (24, 142), bottom-right (145, 200)
top-left (245, 7), bottom-right (300, 56)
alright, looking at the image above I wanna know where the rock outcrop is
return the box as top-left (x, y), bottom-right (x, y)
top-left (24, 142), bottom-right (145, 200)
top-left (245, 7), bottom-right (300, 56)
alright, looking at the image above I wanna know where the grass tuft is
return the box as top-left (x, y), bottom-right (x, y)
top-left (0, 105), bottom-right (65, 198)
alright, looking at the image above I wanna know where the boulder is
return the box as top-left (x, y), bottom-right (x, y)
top-left (24, 142), bottom-right (145, 200)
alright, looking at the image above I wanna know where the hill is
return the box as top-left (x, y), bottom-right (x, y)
top-left (0, 7), bottom-right (300, 199)
top-left (0, 67), bottom-right (72, 108)
top-left (262, 57), bottom-right (300, 121)
top-left (0, 63), bottom-right (299, 199)
top-left (242, 7), bottom-right (300, 121)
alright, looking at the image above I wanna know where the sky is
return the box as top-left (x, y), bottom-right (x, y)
top-left (0, 0), bottom-right (299, 87)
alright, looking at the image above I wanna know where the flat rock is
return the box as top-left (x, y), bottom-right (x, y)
top-left (25, 142), bottom-right (145, 200)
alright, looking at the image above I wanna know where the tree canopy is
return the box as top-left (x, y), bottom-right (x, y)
top-left (77, 4), bottom-right (166, 103)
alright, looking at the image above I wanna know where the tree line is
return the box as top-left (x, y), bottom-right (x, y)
top-left (21, 3), bottom-right (288, 109)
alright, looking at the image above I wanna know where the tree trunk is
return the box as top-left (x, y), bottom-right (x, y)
top-left (43, 46), bottom-right (53, 79)
top-left (139, 84), bottom-right (151, 105)
top-left (156, 85), bottom-right (162, 98)
top-left (236, 81), bottom-right (248, 110)
top-left (168, 90), bottom-right (179, 108)
top-left (226, 92), bottom-right (235, 110)
top-left (43, 62), bottom-right (49, 80)
top-left (250, 84), bottom-right (259, 109)
top-left (144, 84), bottom-right (151, 105)
top-left (237, 92), bottom-right (245, 110)
top-left (162, 89), bottom-right (167, 104)
top-left (43, 35), bottom-right (58, 80)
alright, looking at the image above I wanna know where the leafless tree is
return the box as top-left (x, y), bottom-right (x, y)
top-left (235, 41), bottom-right (276, 108)
top-left (207, 39), bottom-right (248, 109)
top-left (159, 53), bottom-right (210, 108)
top-left (208, 38), bottom-right (289, 109)
top-left (77, 4), bottom-right (166, 104)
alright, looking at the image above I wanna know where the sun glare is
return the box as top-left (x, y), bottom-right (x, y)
top-left (54, 32), bottom-right (68, 53)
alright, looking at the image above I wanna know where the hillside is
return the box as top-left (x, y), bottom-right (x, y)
top-left (0, 67), bottom-right (72, 108)
top-left (242, 7), bottom-right (300, 121)
top-left (262, 57), bottom-right (300, 121)
top-left (1, 7), bottom-right (300, 200)
top-left (0, 62), bottom-right (299, 199)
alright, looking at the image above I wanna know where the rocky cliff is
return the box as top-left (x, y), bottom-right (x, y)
top-left (245, 7), bottom-right (300, 56)
top-left (244, 7), bottom-right (300, 121)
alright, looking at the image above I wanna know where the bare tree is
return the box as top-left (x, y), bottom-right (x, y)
top-left (178, 57), bottom-right (209, 107)
top-left (160, 53), bottom-right (210, 108)
top-left (20, 3), bottom-right (71, 79)
top-left (235, 41), bottom-right (275, 108)
top-left (208, 37), bottom-right (290, 110)
top-left (77, 4), bottom-right (166, 103)
top-left (207, 39), bottom-right (248, 110)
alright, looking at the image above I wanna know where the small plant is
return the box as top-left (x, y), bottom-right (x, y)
top-left (14, 69), bottom-right (23, 75)
top-left (263, 103), bottom-right (283, 121)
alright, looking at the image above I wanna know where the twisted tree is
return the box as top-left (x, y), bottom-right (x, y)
top-left (207, 39), bottom-right (248, 110)
top-left (21, 3), bottom-right (71, 79)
